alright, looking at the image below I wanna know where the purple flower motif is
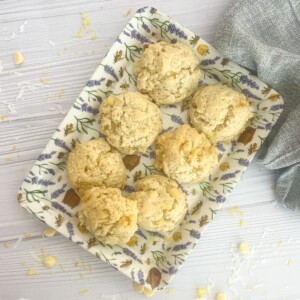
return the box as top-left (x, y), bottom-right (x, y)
top-left (138, 269), bottom-right (145, 285)
top-left (239, 75), bottom-right (259, 90)
top-left (135, 229), bottom-right (147, 240)
top-left (173, 241), bottom-right (192, 251)
top-left (220, 170), bottom-right (240, 181)
top-left (242, 89), bottom-right (261, 100)
top-left (103, 65), bottom-right (119, 81)
top-left (123, 31), bottom-right (130, 37)
top-left (270, 104), bottom-right (284, 111)
top-left (216, 142), bottom-right (226, 152)
top-left (85, 78), bottom-right (105, 87)
top-left (141, 23), bottom-right (150, 33)
top-left (238, 158), bottom-right (249, 167)
top-left (160, 126), bottom-right (173, 134)
top-left (123, 248), bottom-right (142, 264)
top-left (189, 230), bottom-right (201, 239)
top-left (265, 122), bottom-right (273, 130)
top-left (167, 23), bottom-right (187, 39)
top-left (170, 114), bottom-right (184, 125)
top-left (130, 269), bottom-right (135, 280)
top-left (81, 103), bottom-right (99, 116)
top-left (149, 231), bottom-right (165, 238)
top-left (52, 202), bottom-right (72, 216)
top-left (124, 185), bottom-right (134, 193)
top-left (51, 184), bottom-right (67, 199)
top-left (66, 221), bottom-right (74, 239)
top-left (116, 37), bottom-right (122, 44)
top-left (178, 183), bottom-right (188, 196)
top-left (200, 56), bottom-right (220, 66)
top-left (209, 195), bottom-right (226, 203)
top-left (31, 176), bottom-right (55, 187)
top-left (53, 138), bottom-right (71, 152)
top-left (130, 29), bottom-right (150, 44)
top-left (169, 267), bottom-right (178, 274)
top-left (128, 23), bottom-right (134, 28)
top-left (38, 151), bottom-right (56, 161)
top-left (211, 73), bottom-right (221, 81)
top-left (136, 7), bottom-right (146, 13)
top-left (149, 150), bottom-right (156, 159)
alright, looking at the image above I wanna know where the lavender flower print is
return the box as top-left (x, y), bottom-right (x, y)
top-left (130, 29), bottom-right (150, 44)
top-left (167, 23), bottom-right (187, 39)
top-left (239, 75), bottom-right (259, 90)
top-left (102, 64), bottom-right (119, 81)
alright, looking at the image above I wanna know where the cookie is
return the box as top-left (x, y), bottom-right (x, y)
top-left (67, 139), bottom-right (127, 196)
top-left (134, 41), bottom-right (201, 105)
top-left (78, 187), bottom-right (138, 245)
top-left (155, 124), bottom-right (218, 183)
top-left (129, 175), bottom-right (186, 233)
top-left (189, 84), bottom-right (253, 143)
top-left (99, 92), bottom-right (162, 154)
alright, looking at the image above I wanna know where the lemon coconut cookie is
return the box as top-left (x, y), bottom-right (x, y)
top-left (129, 175), bottom-right (187, 233)
top-left (67, 139), bottom-right (127, 196)
top-left (189, 84), bottom-right (253, 143)
top-left (134, 41), bottom-right (201, 105)
top-left (155, 124), bottom-right (218, 183)
top-left (78, 187), bottom-right (138, 245)
top-left (99, 91), bottom-right (162, 155)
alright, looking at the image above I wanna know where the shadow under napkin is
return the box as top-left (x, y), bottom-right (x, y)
top-left (213, 0), bottom-right (300, 209)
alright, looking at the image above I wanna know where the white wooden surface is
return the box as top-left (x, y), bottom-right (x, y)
top-left (1, 1), bottom-right (300, 299)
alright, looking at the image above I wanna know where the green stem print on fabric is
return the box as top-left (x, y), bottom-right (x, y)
top-left (24, 189), bottom-right (49, 203)
top-left (209, 207), bottom-right (218, 220)
top-left (50, 161), bottom-right (67, 171)
top-left (199, 181), bottom-right (218, 198)
top-left (172, 253), bottom-right (185, 265)
top-left (143, 164), bottom-right (162, 176)
top-left (220, 182), bottom-right (235, 193)
top-left (204, 68), bottom-right (243, 90)
top-left (151, 250), bottom-right (169, 269)
top-left (124, 43), bottom-right (143, 62)
top-left (135, 16), bottom-right (171, 40)
top-left (74, 116), bottom-right (99, 134)
top-left (124, 67), bottom-right (137, 84)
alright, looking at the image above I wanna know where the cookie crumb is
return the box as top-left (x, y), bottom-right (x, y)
top-left (13, 51), bottom-right (24, 65)
top-left (143, 287), bottom-right (155, 297)
top-left (287, 259), bottom-right (293, 266)
top-left (239, 219), bottom-right (246, 227)
top-left (133, 282), bottom-right (144, 294)
top-left (27, 268), bottom-right (38, 276)
top-left (227, 206), bottom-right (244, 216)
top-left (43, 256), bottom-right (57, 268)
top-left (216, 292), bottom-right (227, 300)
top-left (238, 242), bottom-right (250, 254)
top-left (3, 242), bottom-right (12, 248)
top-left (79, 288), bottom-right (88, 295)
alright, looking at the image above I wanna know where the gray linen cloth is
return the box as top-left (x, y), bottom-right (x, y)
top-left (214, 0), bottom-right (300, 210)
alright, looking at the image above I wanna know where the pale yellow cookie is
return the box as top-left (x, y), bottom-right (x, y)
top-left (67, 139), bottom-right (127, 196)
top-left (189, 84), bottom-right (253, 143)
top-left (78, 187), bottom-right (138, 245)
top-left (155, 124), bottom-right (218, 183)
top-left (129, 175), bottom-right (186, 232)
top-left (134, 41), bottom-right (201, 105)
top-left (99, 92), bottom-right (162, 154)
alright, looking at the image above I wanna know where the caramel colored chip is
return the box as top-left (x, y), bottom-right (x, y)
top-left (123, 155), bottom-right (140, 171)
top-left (146, 267), bottom-right (161, 290)
top-left (238, 127), bottom-right (256, 145)
top-left (63, 189), bottom-right (80, 208)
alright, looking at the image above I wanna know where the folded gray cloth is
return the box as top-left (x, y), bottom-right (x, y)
top-left (214, 0), bottom-right (300, 210)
